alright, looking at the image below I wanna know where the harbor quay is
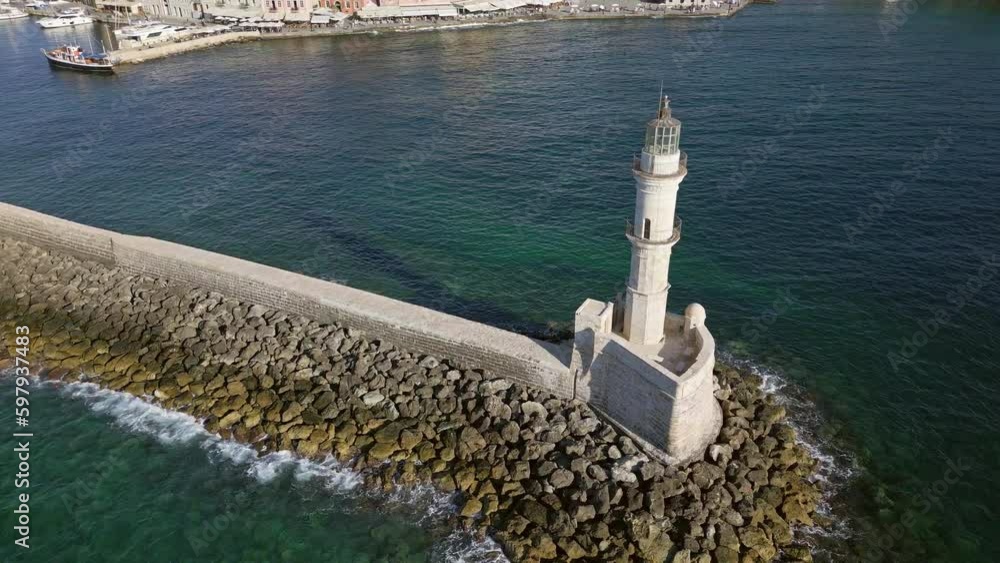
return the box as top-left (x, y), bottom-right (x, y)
top-left (21, 0), bottom-right (752, 66)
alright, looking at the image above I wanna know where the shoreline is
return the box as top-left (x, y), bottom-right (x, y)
top-left (0, 234), bottom-right (824, 562)
top-left (106, 2), bottom-right (751, 66)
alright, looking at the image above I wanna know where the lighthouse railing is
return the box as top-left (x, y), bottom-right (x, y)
top-left (625, 216), bottom-right (682, 245)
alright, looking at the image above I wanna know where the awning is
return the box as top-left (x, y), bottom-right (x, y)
top-left (263, 10), bottom-right (283, 20)
top-left (206, 6), bottom-right (262, 17)
top-left (257, 20), bottom-right (284, 27)
top-left (399, 4), bottom-right (458, 16)
top-left (456, 0), bottom-right (498, 11)
top-left (284, 11), bottom-right (310, 21)
top-left (490, 0), bottom-right (526, 9)
top-left (359, 3), bottom-right (456, 17)
top-left (310, 14), bottom-right (330, 23)
top-left (96, 0), bottom-right (140, 7)
top-left (357, 5), bottom-right (403, 18)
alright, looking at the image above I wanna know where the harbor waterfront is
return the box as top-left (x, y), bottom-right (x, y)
top-left (19, 0), bottom-right (752, 65)
top-left (1, 0), bottom-right (1000, 562)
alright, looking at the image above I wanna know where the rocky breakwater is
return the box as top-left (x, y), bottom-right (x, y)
top-left (0, 237), bottom-right (824, 562)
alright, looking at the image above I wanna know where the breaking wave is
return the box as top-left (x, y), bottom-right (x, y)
top-left (50, 377), bottom-right (508, 563)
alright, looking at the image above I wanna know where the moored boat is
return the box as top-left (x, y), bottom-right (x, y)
top-left (112, 19), bottom-right (162, 37)
top-left (117, 23), bottom-right (190, 48)
top-left (41, 44), bottom-right (113, 74)
top-left (38, 8), bottom-right (93, 28)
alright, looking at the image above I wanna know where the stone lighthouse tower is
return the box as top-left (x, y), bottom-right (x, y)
top-left (569, 95), bottom-right (721, 464)
top-left (623, 95), bottom-right (686, 345)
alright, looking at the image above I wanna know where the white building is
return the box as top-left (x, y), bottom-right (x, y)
top-left (134, 0), bottom-right (268, 20)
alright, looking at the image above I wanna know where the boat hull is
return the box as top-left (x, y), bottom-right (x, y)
top-left (0, 12), bottom-right (28, 19)
top-left (38, 17), bottom-right (93, 28)
top-left (44, 54), bottom-right (114, 74)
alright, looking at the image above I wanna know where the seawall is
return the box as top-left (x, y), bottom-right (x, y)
top-left (0, 203), bottom-right (574, 398)
top-left (109, 32), bottom-right (262, 65)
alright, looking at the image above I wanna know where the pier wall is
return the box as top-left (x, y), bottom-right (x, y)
top-left (0, 203), bottom-right (573, 398)
top-left (109, 32), bottom-right (261, 65)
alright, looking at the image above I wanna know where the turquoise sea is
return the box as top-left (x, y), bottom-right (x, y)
top-left (1, 0), bottom-right (999, 561)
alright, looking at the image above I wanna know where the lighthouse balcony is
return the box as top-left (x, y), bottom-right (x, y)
top-left (626, 216), bottom-right (681, 246)
top-left (633, 151), bottom-right (687, 179)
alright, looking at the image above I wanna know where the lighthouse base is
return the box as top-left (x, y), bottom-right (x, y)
top-left (569, 299), bottom-right (722, 464)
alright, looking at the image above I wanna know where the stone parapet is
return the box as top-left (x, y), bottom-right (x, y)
top-left (0, 203), bottom-right (573, 398)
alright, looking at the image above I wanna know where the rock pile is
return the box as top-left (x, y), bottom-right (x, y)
top-left (0, 238), bottom-right (823, 562)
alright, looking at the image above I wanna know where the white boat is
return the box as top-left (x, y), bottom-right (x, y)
top-left (112, 19), bottom-right (162, 37)
top-left (38, 9), bottom-right (94, 28)
top-left (24, 0), bottom-right (48, 8)
top-left (0, 7), bottom-right (28, 19)
top-left (118, 23), bottom-right (190, 47)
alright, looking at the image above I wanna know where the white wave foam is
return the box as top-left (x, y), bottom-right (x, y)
top-left (53, 379), bottom-right (506, 559)
top-left (371, 481), bottom-right (458, 526)
top-left (58, 381), bottom-right (360, 491)
top-left (432, 529), bottom-right (509, 563)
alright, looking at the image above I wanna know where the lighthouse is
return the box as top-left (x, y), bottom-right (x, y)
top-left (623, 95), bottom-right (686, 345)
top-left (569, 95), bottom-right (721, 464)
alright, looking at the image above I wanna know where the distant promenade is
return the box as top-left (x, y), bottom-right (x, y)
top-left (93, 0), bottom-right (753, 65)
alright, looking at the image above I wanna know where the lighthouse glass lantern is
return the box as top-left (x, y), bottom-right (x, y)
top-left (644, 97), bottom-right (681, 156)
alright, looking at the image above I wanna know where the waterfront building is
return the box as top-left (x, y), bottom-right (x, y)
top-left (321, 0), bottom-right (366, 14)
top-left (260, 0), bottom-right (317, 21)
top-left (96, 0), bottom-right (143, 15)
top-left (200, 0), bottom-right (265, 20)
top-left (358, 0), bottom-right (458, 19)
top-left (570, 96), bottom-right (721, 464)
top-left (137, 0), bottom-right (205, 19)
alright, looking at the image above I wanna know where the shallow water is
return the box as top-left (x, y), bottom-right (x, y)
top-left (0, 376), bottom-right (505, 562)
top-left (1, 1), bottom-right (999, 561)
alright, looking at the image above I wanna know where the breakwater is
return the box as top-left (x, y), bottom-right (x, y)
top-left (109, 32), bottom-right (261, 65)
top-left (0, 204), bottom-right (821, 561)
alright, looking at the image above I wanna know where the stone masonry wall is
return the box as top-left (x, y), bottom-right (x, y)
top-left (0, 203), bottom-right (574, 399)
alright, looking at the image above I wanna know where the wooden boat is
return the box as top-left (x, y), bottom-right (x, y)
top-left (41, 45), bottom-right (114, 74)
